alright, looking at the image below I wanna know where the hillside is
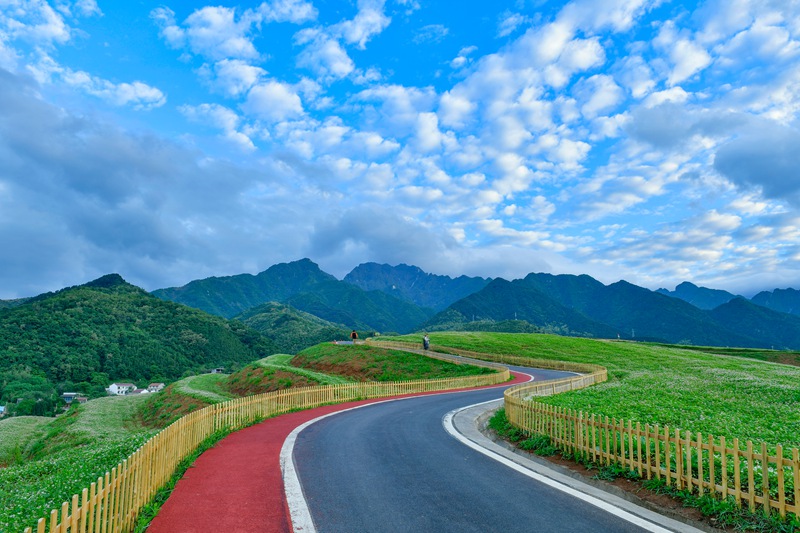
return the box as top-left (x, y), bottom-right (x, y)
top-left (235, 302), bottom-right (351, 353)
top-left (423, 278), bottom-right (620, 337)
top-left (0, 274), bottom-right (278, 414)
top-left (285, 280), bottom-right (433, 334)
top-left (750, 287), bottom-right (800, 316)
top-left (151, 258), bottom-right (337, 318)
top-left (344, 262), bottom-right (490, 311)
top-left (424, 272), bottom-right (800, 349)
top-left (655, 281), bottom-right (738, 310)
top-left (153, 258), bottom-right (432, 333)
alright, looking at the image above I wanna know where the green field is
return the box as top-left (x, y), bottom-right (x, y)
top-left (0, 396), bottom-right (154, 533)
top-left (6, 332), bottom-right (799, 533)
top-left (404, 332), bottom-right (800, 449)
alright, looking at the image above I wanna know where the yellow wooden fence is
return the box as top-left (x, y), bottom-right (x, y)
top-left (503, 367), bottom-right (800, 520)
top-left (384, 340), bottom-right (800, 521)
top-left (22, 352), bottom-right (509, 533)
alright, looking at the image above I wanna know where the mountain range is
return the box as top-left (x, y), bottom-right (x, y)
top-left (4, 259), bottom-right (800, 414)
top-left (150, 259), bottom-right (800, 349)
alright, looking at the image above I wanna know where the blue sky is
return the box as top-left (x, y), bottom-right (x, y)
top-left (1, 0), bottom-right (800, 299)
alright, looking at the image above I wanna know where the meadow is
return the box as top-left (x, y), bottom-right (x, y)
top-left (410, 332), bottom-right (800, 449)
top-left (0, 396), bottom-right (154, 533)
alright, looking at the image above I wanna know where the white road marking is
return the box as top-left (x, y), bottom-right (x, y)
top-left (443, 399), bottom-right (680, 533)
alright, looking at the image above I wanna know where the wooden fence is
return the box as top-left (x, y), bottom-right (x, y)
top-left (384, 340), bottom-right (800, 521)
top-left (22, 354), bottom-right (509, 533)
top-left (504, 371), bottom-right (800, 520)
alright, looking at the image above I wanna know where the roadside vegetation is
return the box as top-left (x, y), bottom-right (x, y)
top-left (400, 332), bottom-right (800, 448)
top-left (0, 396), bottom-right (154, 533)
top-left (291, 342), bottom-right (497, 381)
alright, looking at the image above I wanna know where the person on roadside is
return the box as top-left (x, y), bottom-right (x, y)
top-left (423, 334), bottom-right (430, 350)
top-left (350, 330), bottom-right (358, 342)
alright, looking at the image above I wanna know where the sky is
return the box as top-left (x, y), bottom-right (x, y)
top-left (1, 0), bottom-right (800, 299)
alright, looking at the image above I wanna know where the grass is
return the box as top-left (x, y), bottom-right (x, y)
top-left (0, 396), bottom-right (155, 533)
top-left (292, 343), bottom-right (497, 381)
top-left (401, 332), bottom-right (800, 449)
top-left (256, 353), bottom-right (354, 385)
top-left (0, 416), bottom-right (51, 466)
top-left (173, 373), bottom-right (235, 403)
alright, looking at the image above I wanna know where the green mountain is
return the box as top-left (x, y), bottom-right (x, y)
top-left (425, 272), bottom-right (800, 349)
top-left (0, 274), bottom-right (277, 414)
top-left (423, 278), bottom-right (621, 337)
top-left (285, 280), bottom-right (433, 334)
top-left (751, 288), bottom-right (800, 316)
top-left (710, 297), bottom-right (800, 349)
top-left (151, 258), bottom-right (336, 318)
top-left (235, 302), bottom-right (351, 353)
top-left (343, 262), bottom-right (491, 311)
top-left (655, 281), bottom-right (739, 310)
top-left (154, 258), bottom-right (434, 334)
top-left (0, 297), bottom-right (29, 310)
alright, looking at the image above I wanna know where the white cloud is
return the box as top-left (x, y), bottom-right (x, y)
top-left (295, 28), bottom-right (355, 80)
top-left (654, 21), bottom-right (713, 86)
top-left (415, 112), bottom-right (443, 152)
top-left (449, 45), bottom-right (477, 69)
top-left (243, 80), bottom-right (304, 122)
top-left (180, 103), bottom-right (255, 151)
top-left (258, 0), bottom-right (317, 24)
top-left (574, 74), bottom-right (624, 119)
top-left (33, 57), bottom-right (166, 109)
top-left (203, 59), bottom-right (266, 97)
top-left (182, 6), bottom-right (260, 61)
top-left (497, 12), bottom-right (530, 38)
top-left (335, 0), bottom-right (390, 49)
top-left (615, 54), bottom-right (655, 99)
top-left (1, 0), bottom-right (72, 47)
top-left (413, 24), bottom-right (448, 44)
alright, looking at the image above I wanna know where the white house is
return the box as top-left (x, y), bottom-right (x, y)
top-left (107, 383), bottom-right (137, 396)
top-left (147, 383), bottom-right (165, 393)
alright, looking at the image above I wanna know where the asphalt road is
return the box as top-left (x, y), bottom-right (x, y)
top-left (291, 367), bottom-right (662, 533)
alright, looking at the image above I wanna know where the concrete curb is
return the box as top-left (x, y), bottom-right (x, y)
top-left (452, 400), bottom-right (722, 533)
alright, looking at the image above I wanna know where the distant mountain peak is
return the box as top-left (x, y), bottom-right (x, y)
top-left (84, 273), bottom-right (128, 289)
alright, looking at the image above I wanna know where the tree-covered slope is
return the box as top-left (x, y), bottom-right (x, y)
top-left (235, 302), bottom-right (351, 353)
top-left (151, 258), bottom-right (337, 318)
top-left (750, 287), bottom-right (800, 316)
top-left (709, 297), bottom-right (800, 349)
top-left (343, 262), bottom-right (490, 311)
top-left (286, 280), bottom-right (434, 334)
top-left (423, 278), bottom-right (621, 338)
top-left (0, 274), bottom-right (278, 408)
top-left (655, 281), bottom-right (739, 310)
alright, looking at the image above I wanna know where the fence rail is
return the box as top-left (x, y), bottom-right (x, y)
top-left (503, 368), bottom-right (800, 520)
top-left (383, 340), bottom-right (800, 521)
top-left (22, 350), bottom-right (509, 533)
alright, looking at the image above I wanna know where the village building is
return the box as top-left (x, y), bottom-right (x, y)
top-left (107, 383), bottom-right (137, 396)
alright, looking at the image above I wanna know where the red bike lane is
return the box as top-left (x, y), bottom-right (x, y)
top-left (147, 373), bottom-right (529, 533)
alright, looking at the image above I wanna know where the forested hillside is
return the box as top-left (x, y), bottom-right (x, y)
top-left (235, 302), bottom-right (351, 353)
top-left (343, 262), bottom-right (490, 311)
top-left (0, 274), bottom-right (277, 416)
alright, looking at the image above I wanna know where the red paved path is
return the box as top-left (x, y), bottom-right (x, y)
top-left (147, 373), bottom-right (528, 533)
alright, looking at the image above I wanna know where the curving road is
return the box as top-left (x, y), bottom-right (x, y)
top-left (287, 366), bottom-right (697, 533)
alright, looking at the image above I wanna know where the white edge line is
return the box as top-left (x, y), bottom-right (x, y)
top-left (280, 370), bottom-right (540, 532)
top-left (442, 400), bottom-right (675, 533)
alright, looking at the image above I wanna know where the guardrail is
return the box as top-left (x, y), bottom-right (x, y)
top-left (22, 347), bottom-right (508, 533)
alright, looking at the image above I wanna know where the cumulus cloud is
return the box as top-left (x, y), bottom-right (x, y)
top-left (295, 28), bottom-right (355, 80)
top-left (243, 80), bottom-right (305, 122)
